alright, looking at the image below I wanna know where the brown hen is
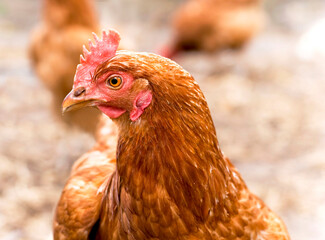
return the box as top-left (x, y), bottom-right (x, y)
top-left (55, 30), bottom-right (290, 239)
top-left (29, 0), bottom-right (101, 133)
top-left (161, 0), bottom-right (265, 58)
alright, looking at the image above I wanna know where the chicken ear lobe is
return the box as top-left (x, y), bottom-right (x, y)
top-left (130, 90), bottom-right (152, 121)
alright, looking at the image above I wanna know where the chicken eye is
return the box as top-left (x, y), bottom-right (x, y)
top-left (106, 76), bottom-right (122, 89)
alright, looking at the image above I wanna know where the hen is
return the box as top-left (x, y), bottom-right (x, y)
top-left (29, 0), bottom-right (101, 133)
top-left (161, 0), bottom-right (264, 58)
top-left (55, 30), bottom-right (290, 239)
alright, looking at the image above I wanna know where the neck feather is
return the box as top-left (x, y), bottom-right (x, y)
top-left (115, 75), bottom-right (240, 222)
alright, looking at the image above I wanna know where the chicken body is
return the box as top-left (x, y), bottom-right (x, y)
top-left (163, 0), bottom-right (264, 57)
top-left (55, 31), bottom-right (289, 239)
top-left (29, 0), bottom-right (101, 133)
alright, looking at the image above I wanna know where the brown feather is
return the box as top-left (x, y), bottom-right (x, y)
top-left (55, 52), bottom-right (290, 239)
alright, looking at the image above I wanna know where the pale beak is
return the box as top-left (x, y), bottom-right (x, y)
top-left (62, 87), bottom-right (98, 114)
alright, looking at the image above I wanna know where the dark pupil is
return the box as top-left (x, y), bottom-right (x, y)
top-left (111, 78), bottom-right (118, 85)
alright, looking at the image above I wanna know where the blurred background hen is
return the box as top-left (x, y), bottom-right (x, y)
top-left (1, 0), bottom-right (325, 240)
top-left (160, 0), bottom-right (265, 58)
top-left (29, 0), bottom-right (101, 134)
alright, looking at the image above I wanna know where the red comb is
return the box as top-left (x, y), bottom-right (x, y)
top-left (80, 29), bottom-right (120, 65)
top-left (74, 29), bottom-right (121, 87)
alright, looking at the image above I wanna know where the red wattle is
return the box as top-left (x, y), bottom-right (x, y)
top-left (97, 105), bottom-right (126, 119)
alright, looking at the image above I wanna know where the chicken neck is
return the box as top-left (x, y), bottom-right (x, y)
top-left (113, 71), bottom-right (242, 227)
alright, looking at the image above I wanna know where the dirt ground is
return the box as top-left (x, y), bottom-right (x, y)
top-left (0, 0), bottom-right (325, 239)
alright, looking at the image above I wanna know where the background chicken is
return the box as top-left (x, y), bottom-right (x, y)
top-left (161, 0), bottom-right (265, 57)
top-left (29, 0), bottom-right (101, 133)
top-left (55, 30), bottom-right (289, 239)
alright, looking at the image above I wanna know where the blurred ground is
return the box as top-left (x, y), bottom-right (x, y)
top-left (0, 0), bottom-right (325, 239)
